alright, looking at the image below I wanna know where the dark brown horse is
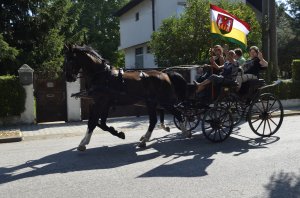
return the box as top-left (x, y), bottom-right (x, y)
top-left (64, 45), bottom-right (190, 151)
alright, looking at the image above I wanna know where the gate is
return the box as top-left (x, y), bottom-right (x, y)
top-left (80, 78), bottom-right (147, 120)
top-left (34, 73), bottom-right (67, 123)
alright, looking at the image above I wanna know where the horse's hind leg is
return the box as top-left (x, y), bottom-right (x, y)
top-left (138, 103), bottom-right (157, 148)
top-left (159, 109), bottom-right (170, 132)
top-left (78, 103), bottom-right (100, 151)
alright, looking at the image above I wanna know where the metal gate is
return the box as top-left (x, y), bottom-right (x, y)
top-left (34, 73), bottom-right (67, 123)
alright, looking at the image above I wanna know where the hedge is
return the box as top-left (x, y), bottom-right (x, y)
top-left (266, 79), bottom-right (300, 100)
top-left (292, 59), bottom-right (300, 82)
top-left (0, 75), bottom-right (26, 117)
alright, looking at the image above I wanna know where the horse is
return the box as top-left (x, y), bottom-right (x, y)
top-left (64, 44), bottom-right (191, 151)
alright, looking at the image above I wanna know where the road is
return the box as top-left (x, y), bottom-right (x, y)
top-left (0, 115), bottom-right (300, 198)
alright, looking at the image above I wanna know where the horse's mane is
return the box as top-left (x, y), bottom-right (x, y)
top-left (73, 45), bottom-right (107, 63)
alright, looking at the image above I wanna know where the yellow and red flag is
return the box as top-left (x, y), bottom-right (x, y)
top-left (210, 4), bottom-right (250, 49)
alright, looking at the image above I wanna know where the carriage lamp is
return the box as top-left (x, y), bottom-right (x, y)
top-left (18, 64), bottom-right (34, 85)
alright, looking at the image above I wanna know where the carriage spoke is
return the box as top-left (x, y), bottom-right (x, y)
top-left (256, 119), bottom-right (264, 131)
top-left (218, 129), bottom-right (222, 140)
top-left (254, 103), bottom-right (264, 113)
top-left (269, 118), bottom-right (279, 126)
top-left (261, 100), bottom-right (266, 111)
top-left (251, 117), bottom-right (261, 124)
top-left (269, 107), bottom-right (280, 114)
top-left (213, 128), bottom-right (217, 140)
top-left (262, 119), bottom-right (267, 136)
top-left (268, 99), bottom-right (276, 111)
top-left (221, 127), bottom-right (229, 135)
top-left (267, 119), bottom-right (272, 134)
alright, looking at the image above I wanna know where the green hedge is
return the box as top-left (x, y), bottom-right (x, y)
top-left (0, 75), bottom-right (26, 117)
top-left (268, 79), bottom-right (300, 100)
top-left (292, 59), bottom-right (300, 82)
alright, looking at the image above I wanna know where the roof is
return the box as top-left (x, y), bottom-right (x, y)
top-left (114, 0), bottom-right (145, 17)
top-left (115, 0), bottom-right (262, 17)
top-left (246, 0), bottom-right (262, 12)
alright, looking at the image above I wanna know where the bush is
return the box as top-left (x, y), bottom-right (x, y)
top-left (268, 79), bottom-right (300, 100)
top-left (292, 59), bottom-right (300, 82)
top-left (0, 75), bottom-right (26, 117)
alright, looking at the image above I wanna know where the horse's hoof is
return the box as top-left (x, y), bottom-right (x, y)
top-left (77, 145), bottom-right (86, 152)
top-left (138, 141), bottom-right (146, 148)
top-left (165, 127), bottom-right (170, 132)
top-left (139, 135), bottom-right (145, 141)
top-left (118, 132), bottom-right (125, 139)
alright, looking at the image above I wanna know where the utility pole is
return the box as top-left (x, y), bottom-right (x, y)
top-left (262, 0), bottom-right (269, 61)
top-left (269, 0), bottom-right (278, 80)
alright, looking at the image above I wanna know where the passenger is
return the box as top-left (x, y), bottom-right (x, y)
top-left (197, 45), bottom-right (225, 82)
top-left (234, 48), bottom-right (246, 66)
top-left (236, 46), bottom-right (268, 91)
top-left (210, 45), bottom-right (225, 73)
top-left (195, 50), bottom-right (239, 93)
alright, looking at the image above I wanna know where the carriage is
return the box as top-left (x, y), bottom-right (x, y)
top-left (172, 68), bottom-right (284, 143)
top-left (64, 44), bottom-right (284, 150)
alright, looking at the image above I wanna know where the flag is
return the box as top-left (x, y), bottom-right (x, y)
top-left (210, 4), bottom-right (250, 49)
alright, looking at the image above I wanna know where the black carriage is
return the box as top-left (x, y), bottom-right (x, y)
top-left (173, 67), bottom-right (284, 143)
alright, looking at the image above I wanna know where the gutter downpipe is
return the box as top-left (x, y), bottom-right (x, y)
top-left (152, 0), bottom-right (155, 31)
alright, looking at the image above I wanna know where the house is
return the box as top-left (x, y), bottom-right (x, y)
top-left (115, 0), bottom-right (262, 69)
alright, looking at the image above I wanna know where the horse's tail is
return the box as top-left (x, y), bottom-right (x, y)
top-left (166, 71), bottom-right (187, 101)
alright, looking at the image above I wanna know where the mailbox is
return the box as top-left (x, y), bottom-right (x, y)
top-left (18, 64), bottom-right (34, 85)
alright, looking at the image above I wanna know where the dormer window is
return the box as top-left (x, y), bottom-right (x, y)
top-left (135, 12), bottom-right (139, 21)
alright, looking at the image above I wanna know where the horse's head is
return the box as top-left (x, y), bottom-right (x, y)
top-left (64, 44), bottom-right (109, 82)
top-left (64, 44), bottom-right (82, 82)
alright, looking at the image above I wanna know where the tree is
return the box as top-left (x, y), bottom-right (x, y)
top-left (150, 0), bottom-right (261, 67)
top-left (75, 0), bottom-right (128, 66)
top-left (0, 0), bottom-right (83, 76)
top-left (276, 0), bottom-right (300, 77)
top-left (0, 34), bottom-right (19, 75)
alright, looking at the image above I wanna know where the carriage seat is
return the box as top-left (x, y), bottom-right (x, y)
top-left (238, 79), bottom-right (266, 96)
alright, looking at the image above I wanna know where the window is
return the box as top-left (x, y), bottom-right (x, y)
top-left (135, 47), bottom-right (144, 68)
top-left (147, 46), bottom-right (151, 53)
top-left (135, 12), bottom-right (139, 21)
top-left (177, 2), bottom-right (186, 17)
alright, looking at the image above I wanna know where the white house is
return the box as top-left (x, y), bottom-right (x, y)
top-left (115, 0), bottom-right (262, 69)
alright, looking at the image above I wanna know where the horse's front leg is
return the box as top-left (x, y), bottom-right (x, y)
top-left (138, 103), bottom-right (157, 148)
top-left (97, 104), bottom-right (125, 139)
top-left (78, 103), bottom-right (101, 152)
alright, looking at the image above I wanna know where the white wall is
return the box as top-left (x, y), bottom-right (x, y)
top-left (119, 0), bottom-right (153, 50)
top-left (66, 80), bottom-right (81, 121)
top-left (20, 84), bottom-right (35, 124)
top-left (124, 44), bottom-right (156, 69)
top-left (155, 0), bottom-right (186, 28)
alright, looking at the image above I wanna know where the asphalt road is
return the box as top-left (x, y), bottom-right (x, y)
top-left (0, 115), bottom-right (300, 198)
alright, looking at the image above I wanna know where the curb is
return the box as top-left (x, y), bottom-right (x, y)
top-left (0, 130), bottom-right (23, 143)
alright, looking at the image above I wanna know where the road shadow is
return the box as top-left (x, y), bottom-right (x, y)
top-left (264, 171), bottom-right (300, 198)
top-left (0, 132), bottom-right (279, 184)
top-left (138, 133), bottom-right (279, 177)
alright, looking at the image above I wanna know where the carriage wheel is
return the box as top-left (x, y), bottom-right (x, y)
top-left (173, 112), bottom-right (201, 131)
top-left (216, 94), bottom-right (244, 126)
top-left (248, 93), bottom-right (283, 137)
top-left (202, 107), bottom-right (233, 142)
